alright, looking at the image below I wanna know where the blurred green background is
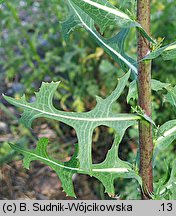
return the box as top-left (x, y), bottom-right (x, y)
top-left (0, 0), bottom-right (176, 199)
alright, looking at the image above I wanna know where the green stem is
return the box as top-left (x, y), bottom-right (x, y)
top-left (137, 0), bottom-right (153, 199)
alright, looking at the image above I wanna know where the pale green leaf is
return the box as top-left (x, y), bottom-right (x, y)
top-left (154, 161), bottom-right (176, 199)
top-left (153, 85), bottom-right (176, 166)
top-left (153, 120), bottom-right (176, 166)
top-left (10, 138), bottom-right (79, 197)
top-left (151, 80), bottom-right (171, 92)
top-left (127, 80), bottom-right (137, 103)
top-left (9, 131), bottom-right (142, 197)
top-left (131, 106), bottom-right (156, 126)
top-left (164, 86), bottom-right (176, 108)
top-left (143, 42), bottom-right (176, 61)
top-left (91, 135), bottom-right (142, 195)
top-left (4, 71), bottom-right (140, 173)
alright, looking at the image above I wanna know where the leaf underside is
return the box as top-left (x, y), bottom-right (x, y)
top-left (4, 71), bottom-right (142, 197)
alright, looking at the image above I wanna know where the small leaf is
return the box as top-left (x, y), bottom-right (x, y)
top-left (151, 80), bottom-right (171, 92)
top-left (127, 79), bottom-right (170, 103)
top-left (153, 120), bottom-right (176, 166)
top-left (127, 80), bottom-right (137, 103)
top-left (164, 86), bottom-right (176, 108)
top-left (131, 106), bottom-right (156, 126)
top-left (154, 161), bottom-right (176, 199)
top-left (143, 41), bottom-right (176, 61)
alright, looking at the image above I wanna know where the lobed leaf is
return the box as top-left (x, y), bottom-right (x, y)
top-left (4, 71), bottom-right (143, 196)
top-left (10, 138), bottom-right (79, 197)
top-left (10, 135), bottom-right (141, 197)
top-left (62, 0), bottom-right (138, 75)
top-left (4, 71), bottom-right (140, 173)
top-left (153, 86), bottom-right (176, 166)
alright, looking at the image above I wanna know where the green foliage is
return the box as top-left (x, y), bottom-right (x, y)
top-left (143, 41), bottom-right (176, 61)
top-left (165, 86), bottom-right (176, 107)
top-left (151, 0), bottom-right (176, 86)
top-left (0, 1), bottom-right (66, 88)
top-left (9, 136), bottom-right (142, 197)
top-left (127, 79), bottom-right (171, 103)
top-left (2, 0), bottom-right (176, 199)
top-left (153, 120), bottom-right (176, 166)
top-left (153, 161), bottom-right (176, 200)
top-left (71, 0), bottom-right (134, 31)
top-left (5, 72), bottom-right (142, 197)
top-left (62, 0), bottom-right (138, 75)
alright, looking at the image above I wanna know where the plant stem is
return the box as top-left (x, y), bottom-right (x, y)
top-left (137, 0), bottom-right (153, 199)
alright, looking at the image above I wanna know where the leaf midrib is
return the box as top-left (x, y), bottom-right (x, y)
top-left (14, 146), bottom-right (130, 174)
top-left (5, 97), bottom-right (140, 122)
top-left (80, 0), bottom-right (131, 20)
top-left (68, 0), bottom-right (138, 74)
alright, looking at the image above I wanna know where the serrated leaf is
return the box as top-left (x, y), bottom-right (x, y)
top-left (91, 135), bottom-right (142, 195)
top-left (127, 79), bottom-right (170, 103)
top-left (153, 120), bottom-right (176, 166)
top-left (143, 42), bottom-right (176, 61)
top-left (10, 135), bottom-right (142, 197)
top-left (4, 71), bottom-right (140, 173)
top-left (164, 86), bottom-right (176, 108)
top-left (62, 0), bottom-right (138, 74)
top-left (10, 138), bottom-right (79, 197)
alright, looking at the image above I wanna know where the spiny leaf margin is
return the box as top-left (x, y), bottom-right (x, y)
top-left (9, 136), bottom-right (142, 197)
top-left (3, 71), bottom-right (140, 173)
